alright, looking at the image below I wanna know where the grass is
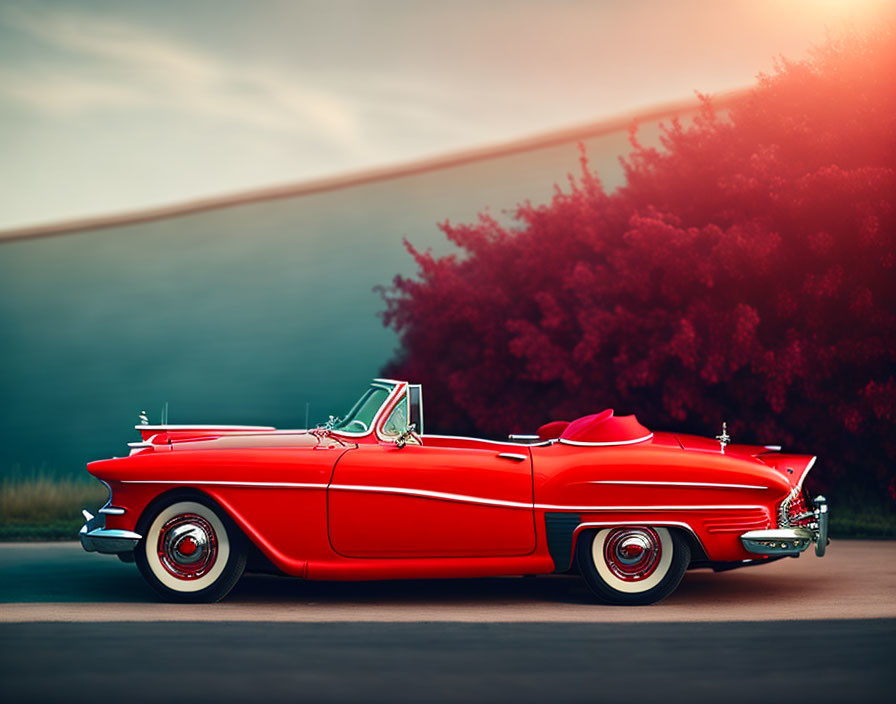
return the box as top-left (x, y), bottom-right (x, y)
top-left (0, 474), bottom-right (107, 541)
top-left (0, 473), bottom-right (894, 541)
top-left (829, 508), bottom-right (896, 539)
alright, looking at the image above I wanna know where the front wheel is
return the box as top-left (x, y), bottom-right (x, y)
top-left (576, 526), bottom-right (690, 605)
top-left (135, 497), bottom-right (247, 603)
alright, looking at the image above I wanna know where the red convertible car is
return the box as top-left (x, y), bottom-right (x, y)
top-left (80, 378), bottom-right (829, 605)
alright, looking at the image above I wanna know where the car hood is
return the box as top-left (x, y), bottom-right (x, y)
top-left (168, 430), bottom-right (344, 452)
top-left (131, 425), bottom-right (350, 453)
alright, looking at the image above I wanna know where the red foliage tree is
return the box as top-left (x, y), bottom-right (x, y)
top-left (379, 33), bottom-right (896, 501)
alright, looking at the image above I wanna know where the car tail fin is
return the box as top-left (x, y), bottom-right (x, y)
top-left (758, 453), bottom-right (817, 489)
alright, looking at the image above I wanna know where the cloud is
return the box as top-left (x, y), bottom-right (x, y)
top-left (0, 5), bottom-right (360, 140)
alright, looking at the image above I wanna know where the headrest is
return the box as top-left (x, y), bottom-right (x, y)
top-left (560, 409), bottom-right (651, 445)
top-left (536, 420), bottom-right (570, 440)
top-left (559, 409), bottom-right (614, 441)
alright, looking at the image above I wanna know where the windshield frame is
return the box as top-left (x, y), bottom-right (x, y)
top-left (329, 379), bottom-right (400, 437)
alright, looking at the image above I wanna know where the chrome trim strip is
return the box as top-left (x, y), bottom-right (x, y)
top-left (374, 383), bottom-right (411, 443)
top-left (573, 520), bottom-right (708, 556)
top-left (534, 503), bottom-right (767, 512)
top-left (422, 434), bottom-right (529, 447)
top-left (417, 386), bottom-right (424, 437)
top-left (763, 445), bottom-right (782, 451)
top-left (98, 506), bottom-right (126, 515)
top-left (128, 436), bottom-right (159, 456)
top-left (82, 528), bottom-right (142, 540)
top-left (508, 434), bottom-right (541, 441)
top-left (408, 383), bottom-right (424, 437)
top-left (122, 478), bottom-right (533, 509)
top-left (96, 481), bottom-right (118, 515)
top-left (118, 480), bottom-right (766, 514)
top-left (328, 484), bottom-right (533, 509)
top-left (590, 480), bottom-right (768, 490)
top-left (497, 453), bottom-right (528, 462)
top-left (121, 480), bottom-right (329, 488)
top-left (557, 433), bottom-right (654, 447)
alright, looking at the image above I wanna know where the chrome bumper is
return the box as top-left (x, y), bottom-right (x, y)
top-left (741, 495), bottom-right (829, 557)
top-left (79, 510), bottom-right (142, 554)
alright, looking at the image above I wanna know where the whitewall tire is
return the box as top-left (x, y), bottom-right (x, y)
top-left (135, 496), bottom-right (247, 603)
top-left (576, 526), bottom-right (690, 605)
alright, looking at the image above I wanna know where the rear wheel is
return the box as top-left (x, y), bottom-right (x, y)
top-left (576, 526), bottom-right (690, 605)
top-left (135, 497), bottom-right (247, 603)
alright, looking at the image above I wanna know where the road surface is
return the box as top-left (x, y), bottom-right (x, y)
top-left (0, 539), bottom-right (894, 622)
top-left (1, 541), bottom-right (893, 702)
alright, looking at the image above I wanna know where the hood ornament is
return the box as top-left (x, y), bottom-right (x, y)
top-left (138, 410), bottom-right (149, 425)
top-left (715, 421), bottom-right (731, 453)
top-left (311, 415), bottom-right (340, 438)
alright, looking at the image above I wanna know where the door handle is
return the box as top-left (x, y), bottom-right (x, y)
top-left (497, 452), bottom-right (527, 462)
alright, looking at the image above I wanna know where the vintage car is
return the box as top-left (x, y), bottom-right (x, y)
top-left (80, 378), bottom-right (829, 605)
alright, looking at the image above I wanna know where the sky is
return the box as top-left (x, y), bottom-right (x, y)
top-left (0, 0), bottom-right (893, 231)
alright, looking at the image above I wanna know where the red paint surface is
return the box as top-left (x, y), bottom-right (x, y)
top-left (89, 381), bottom-right (812, 580)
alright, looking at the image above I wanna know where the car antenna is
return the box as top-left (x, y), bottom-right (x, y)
top-left (161, 401), bottom-right (169, 425)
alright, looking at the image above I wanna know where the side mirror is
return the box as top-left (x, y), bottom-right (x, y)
top-left (395, 423), bottom-right (419, 449)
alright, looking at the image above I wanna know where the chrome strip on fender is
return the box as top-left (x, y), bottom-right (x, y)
top-left (573, 520), bottom-right (708, 556)
top-left (121, 480), bottom-right (329, 489)
top-left (328, 484), bottom-right (533, 509)
top-left (120, 479), bottom-right (767, 514)
top-left (536, 503), bottom-right (766, 512)
top-left (590, 480), bottom-right (768, 490)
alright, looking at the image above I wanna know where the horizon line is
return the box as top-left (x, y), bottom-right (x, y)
top-left (0, 88), bottom-right (748, 244)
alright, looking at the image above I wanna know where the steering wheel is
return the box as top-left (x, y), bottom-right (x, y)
top-left (344, 419), bottom-right (368, 432)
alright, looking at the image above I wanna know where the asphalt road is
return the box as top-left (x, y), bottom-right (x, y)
top-left (1, 541), bottom-right (894, 702)
top-left (1, 540), bottom-right (894, 622)
top-left (1, 620), bottom-right (894, 703)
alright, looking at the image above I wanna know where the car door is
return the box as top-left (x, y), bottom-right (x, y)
top-left (327, 440), bottom-right (536, 558)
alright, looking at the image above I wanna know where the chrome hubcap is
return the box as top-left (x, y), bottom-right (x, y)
top-left (603, 527), bottom-right (662, 582)
top-left (616, 535), bottom-right (650, 563)
top-left (157, 513), bottom-right (218, 580)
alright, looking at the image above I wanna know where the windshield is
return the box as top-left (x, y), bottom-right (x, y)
top-left (332, 381), bottom-right (395, 433)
